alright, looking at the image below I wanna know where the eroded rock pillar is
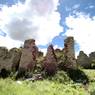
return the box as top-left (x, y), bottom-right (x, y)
top-left (64, 37), bottom-right (77, 69)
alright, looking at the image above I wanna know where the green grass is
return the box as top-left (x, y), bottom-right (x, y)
top-left (83, 69), bottom-right (95, 81)
top-left (1, 69), bottom-right (95, 95)
top-left (0, 78), bottom-right (90, 95)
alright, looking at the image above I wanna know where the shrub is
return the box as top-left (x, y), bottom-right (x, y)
top-left (51, 71), bottom-right (71, 83)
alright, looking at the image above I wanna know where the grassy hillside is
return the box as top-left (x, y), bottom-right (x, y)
top-left (1, 70), bottom-right (95, 95)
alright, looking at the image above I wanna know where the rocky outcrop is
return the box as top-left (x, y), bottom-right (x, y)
top-left (0, 36), bottom-right (88, 78)
top-left (9, 48), bottom-right (22, 72)
top-left (77, 51), bottom-right (91, 69)
top-left (0, 47), bottom-right (21, 78)
top-left (88, 52), bottom-right (95, 68)
top-left (63, 37), bottom-right (77, 69)
top-left (0, 47), bottom-right (9, 75)
top-left (42, 45), bottom-right (57, 76)
top-left (0, 47), bottom-right (21, 71)
top-left (89, 52), bottom-right (95, 61)
top-left (18, 39), bottom-right (38, 78)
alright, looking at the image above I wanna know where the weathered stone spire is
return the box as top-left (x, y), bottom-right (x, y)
top-left (18, 39), bottom-right (38, 78)
top-left (42, 44), bottom-right (57, 76)
top-left (63, 37), bottom-right (77, 69)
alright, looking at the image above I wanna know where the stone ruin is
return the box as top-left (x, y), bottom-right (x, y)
top-left (0, 36), bottom-right (78, 78)
top-left (63, 37), bottom-right (77, 69)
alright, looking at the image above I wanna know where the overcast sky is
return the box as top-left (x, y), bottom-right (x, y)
top-left (0, 0), bottom-right (95, 56)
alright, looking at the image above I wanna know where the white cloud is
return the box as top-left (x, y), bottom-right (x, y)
top-left (65, 12), bottom-right (95, 55)
top-left (85, 5), bottom-right (95, 10)
top-left (39, 44), bottom-right (63, 56)
top-left (65, 4), bottom-right (80, 12)
top-left (0, 36), bottom-right (23, 49)
top-left (54, 44), bottom-right (62, 50)
top-left (0, 0), bottom-right (62, 48)
top-left (39, 48), bottom-right (47, 56)
top-left (72, 4), bottom-right (80, 9)
top-left (89, 5), bottom-right (94, 9)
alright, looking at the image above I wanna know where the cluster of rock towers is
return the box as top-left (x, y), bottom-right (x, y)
top-left (0, 36), bottom-right (77, 78)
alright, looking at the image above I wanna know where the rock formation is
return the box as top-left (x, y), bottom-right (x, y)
top-left (89, 52), bottom-right (95, 61)
top-left (42, 45), bottom-right (57, 76)
top-left (89, 52), bottom-right (95, 68)
top-left (10, 48), bottom-right (22, 72)
top-left (63, 37), bottom-right (77, 69)
top-left (77, 51), bottom-right (91, 69)
top-left (0, 36), bottom-right (82, 78)
top-left (0, 47), bottom-right (8, 70)
top-left (18, 39), bottom-right (38, 78)
top-left (0, 47), bottom-right (21, 78)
